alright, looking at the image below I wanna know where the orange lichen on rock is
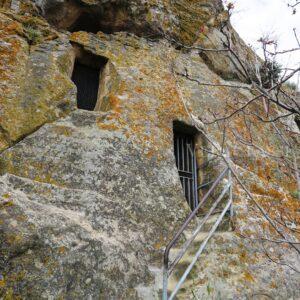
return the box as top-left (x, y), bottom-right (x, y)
top-left (70, 31), bottom-right (90, 45)
top-left (243, 271), bottom-right (255, 283)
top-left (107, 94), bottom-right (122, 114)
top-left (57, 246), bottom-right (67, 255)
top-left (250, 182), bottom-right (286, 201)
top-left (97, 122), bottom-right (119, 131)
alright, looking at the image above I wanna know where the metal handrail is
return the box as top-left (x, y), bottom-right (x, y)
top-left (197, 179), bottom-right (214, 190)
top-left (162, 167), bottom-right (233, 300)
top-left (168, 182), bottom-right (231, 275)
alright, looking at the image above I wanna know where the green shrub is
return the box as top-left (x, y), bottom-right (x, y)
top-left (259, 60), bottom-right (282, 88)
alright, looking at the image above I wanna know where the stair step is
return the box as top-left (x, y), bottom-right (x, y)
top-left (159, 289), bottom-right (189, 300)
top-left (167, 273), bottom-right (197, 294)
top-left (192, 213), bottom-right (231, 232)
top-left (183, 231), bottom-right (208, 243)
top-left (169, 230), bottom-right (233, 266)
top-left (163, 213), bottom-right (233, 299)
top-left (169, 213), bottom-right (231, 251)
top-left (168, 232), bottom-right (235, 282)
top-left (169, 232), bottom-right (207, 258)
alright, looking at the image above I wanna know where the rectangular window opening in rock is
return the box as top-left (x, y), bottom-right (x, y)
top-left (71, 45), bottom-right (108, 111)
top-left (173, 121), bottom-right (199, 211)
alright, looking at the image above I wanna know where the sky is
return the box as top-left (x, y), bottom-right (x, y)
top-left (230, 0), bottom-right (300, 86)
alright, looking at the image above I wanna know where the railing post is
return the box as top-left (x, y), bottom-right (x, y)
top-left (226, 150), bottom-right (234, 222)
top-left (162, 265), bottom-right (168, 300)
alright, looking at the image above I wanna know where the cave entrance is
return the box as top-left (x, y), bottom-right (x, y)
top-left (71, 46), bottom-right (107, 111)
top-left (40, 1), bottom-right (134, 34)
top-left (39, 0), bottom-right (159, 37)
top-left (69, 12), bottom-right (103, 34)
top-left (173, 121), bottom-right (199, 211)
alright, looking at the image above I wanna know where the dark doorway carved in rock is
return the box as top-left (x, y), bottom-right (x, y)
top-left (71, 45), bottom-right (107, 111)
top-left (72, 62), bottom-right (100, 110)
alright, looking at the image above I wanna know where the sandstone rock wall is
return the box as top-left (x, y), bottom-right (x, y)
top-left (0, 10), bottom-right (76, 151)
top-left (0, 1), bottom-right (299, 299)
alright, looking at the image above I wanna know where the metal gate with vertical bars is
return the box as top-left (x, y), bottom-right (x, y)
top-left (174, 131), bottom-right (198, 210)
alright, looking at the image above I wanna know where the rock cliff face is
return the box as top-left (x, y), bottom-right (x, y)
top-left (0, 1), bottom-right (299, 299)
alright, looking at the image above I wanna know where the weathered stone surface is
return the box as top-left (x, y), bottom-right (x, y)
top-left (0, 110), bottom-right (190, 299)
top-left (177, 232), bottom-right (300, 300)
top-left (198, 24), bottom-right (260, 82)
top-left (0, 1), bottom-right (299, 299)
top-left (33, 0), bottom-right (223, 41)
top-left (0, 11), bottom-right (75, 151)
top-left (31, 0), bottom-right (259, 82)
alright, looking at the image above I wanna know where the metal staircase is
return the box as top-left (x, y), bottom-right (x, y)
top-left (162, 167), bottom-right (233, 300)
